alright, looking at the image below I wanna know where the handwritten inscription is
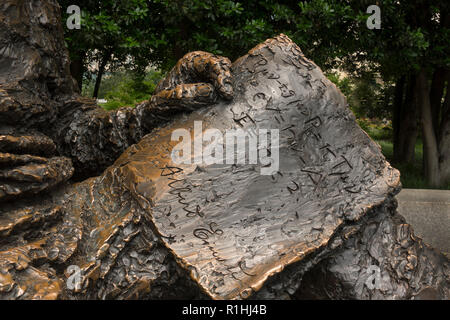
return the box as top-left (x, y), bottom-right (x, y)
top-left (148, 43), bottom-right (386, 300)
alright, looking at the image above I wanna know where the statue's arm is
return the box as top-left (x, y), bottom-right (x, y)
top-left (54, 52), bottom-right (233, 179)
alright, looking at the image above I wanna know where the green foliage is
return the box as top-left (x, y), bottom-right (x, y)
top-left (145, 0), bottom-right (303, 69)
top-left (326, 72), bottom-right (352, 98)
top-left (327, 72), bottom-right (394, 119)
top-left (83, 69), bottom-right (164, 110)
top-left (357, 118), bottom-right (393, 140)
top-left (59, 0), bottom-right (306, 74)
top-left (351, 76), bottom-right (394, 119)
top-left (369, 135), bottom-right (447, 190)
top-left (295, 0), bottom-right (449, 78)
top-left (59, 0), bottom-right (450, 83)
top-left (366, 129), bottom-right (449, 190)
top-left (60, 0), bottom-right (163, 85)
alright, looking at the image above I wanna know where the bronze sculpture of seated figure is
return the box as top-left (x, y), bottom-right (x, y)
top-left (0, 0), bottom-right (448, 300)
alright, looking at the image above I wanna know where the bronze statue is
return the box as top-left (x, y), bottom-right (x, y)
top-left (0, 0), bottom-right (448, 300)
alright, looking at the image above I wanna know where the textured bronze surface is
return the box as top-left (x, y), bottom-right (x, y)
top-left (0, 0), bottom-right (233, 180)
top-left (105, 34), bottom-right (443, 300)
top-left (153, 51), bottom-right (233, 107)
top-left (52, 51), bottom-right (232, 180)
top-left (294, 202), bottom-right (450, 300)
top-left (0, 0), bottom-right (448, 300)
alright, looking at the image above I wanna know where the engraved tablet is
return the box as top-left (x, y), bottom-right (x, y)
top-left (108, 34), bottom-right (401, 299)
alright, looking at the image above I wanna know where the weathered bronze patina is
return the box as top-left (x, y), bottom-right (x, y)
top-left (0, 0), bottom-right (448, 300)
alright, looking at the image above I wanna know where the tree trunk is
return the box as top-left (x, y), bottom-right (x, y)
top-left (429, 67), bottom-right (447, 141)
top-left (393, 76), bottom-right (405, 161)
top-left (93, 54), bottom-right (110, 99)
top-left (438, 77), bottom-right (450, 185)
top-left (397, 75), bottom-right (418, 163)
top-left (417, 69), bottom-right (440, 187)
top-left (70, 52), bottom-right (85, 93)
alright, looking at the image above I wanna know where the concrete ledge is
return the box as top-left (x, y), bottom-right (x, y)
top-left (396, 189), bottom-right (450, 255)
